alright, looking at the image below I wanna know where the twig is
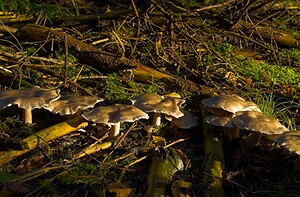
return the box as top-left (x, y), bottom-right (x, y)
top-left (64, 33), bottom-right (69, 87)
top-left (111, 30), bottom-right (125, 57)
top-left (101, 122), bottom-right (137, 164)
top-left (131, 0), bottom-right (141, 35)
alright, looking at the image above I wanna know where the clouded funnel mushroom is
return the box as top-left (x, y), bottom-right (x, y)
top-left (130, 93), bottom-right (164, 126)
top-left (43, 95), bottom-right (103, 116)
top-left (0, 87), bottom-right (60, 124)
top-left (232, 111), bottom-right (289, 147)
top-left (205, 115), bottom-right (239, 141)
top-left (202, 94), bottom-right (261, 116)
top-left (82, 104), bottom-right (149, 139)
top-left (268, 131), bottom-right (300, 155)
top-left (166, 109), bottom-right (198, 129)
top-left (172, 109), bottom-right (198, 129)
top-left (201, 94), bottom-right (261, 140)
top-left (130, 93), bottom-right (185, 126)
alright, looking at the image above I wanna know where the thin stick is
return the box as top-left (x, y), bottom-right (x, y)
top-left (64, 33), bottom-right (69, 87)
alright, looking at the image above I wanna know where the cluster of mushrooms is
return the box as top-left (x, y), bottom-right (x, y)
top-left (202, 94), bottom-right (300, 154)
top-left (0, 87), bottom-right (198, 140)
top-left (0, 87), bottom-right (298, 155)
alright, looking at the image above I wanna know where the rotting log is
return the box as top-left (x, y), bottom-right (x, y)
top-left (73, 141), bottom-right (112, 160)
top-left (15, 24), bottom-right (199, 92)
top-left (229, 21), bottom-right (300, 50)
top-left (0, 69), bottom-right (33, 88)
top-left (1, 9), bottom-right (133, 29)
top-left (199, 100), bottom-right (226, 197)
top-left (0, 116), bottom-right (88, 166)
top-left (256, 26), bottom-right (300, 49)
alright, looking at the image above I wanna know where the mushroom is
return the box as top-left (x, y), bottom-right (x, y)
top-left (82, 104), bottom-right (149, 139)
top-left (173, 109), bottom-right (198, 129)
top-left (202, 94), bottom-right (261, 116)
top-left (268, 131), bottom-right (300, 155)
top-left (43, 95), bottom-right (103, 116)
top-left (130, 93), bottom-right (164, 125)
top-left (205, 115), bottom-right (235, 128)
top-left (201, 94), bottom-right (261, 140)
top-left (0, 87), bottom-right (61, 124)
top-left (231, 111), bottom-right (289, 147)
top-left (166, 109), bottom-right (198, 129)
top-left (130, 93), bottom-right (185, 126)
top-left (205, 115), bottom-right (240, 141)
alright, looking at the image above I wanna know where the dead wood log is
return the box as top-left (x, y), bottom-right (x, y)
top-left (230, 22), bottom-right (300, 50)
top-left (15, 24), bottom-right (199, 92)
top-left (0, 69), bottom-right (33, 88)
top-left (1, 9), bottom-right (133, 29)
top-left (255, 25), bottom-right (300, 49)
top-left (0, 116), bottom-right (88, 166)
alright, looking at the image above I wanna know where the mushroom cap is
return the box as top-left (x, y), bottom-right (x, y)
top-left (43, 95), bottom-right (103, 115)
top-left (231, 111), bottom-right (289, 135)
top-left (151, 97), bottom-right (185, 118)
top-left (202, 94), bottom-right (260, 115)
top-left (173, 109), bottom-right (198, 129)
top-left (130, 93), bottom-right (164, 111)
top-left (268, 131), bottom-right (300, 154)
top-left (131, 93), bottom-right (185, 118)
top-left (205, 115), bottom-right (236, 128)
top-left (0, 87), bottom-right (60, 110)
top-left (82, 104), bottom-right (149, 126)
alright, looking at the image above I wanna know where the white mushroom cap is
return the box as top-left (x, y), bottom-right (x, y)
top-left (151, 97), bottom-right (185, 118)
top-left (82, 104), bottom-right (149, 125)
top-left (82, 104), bottom-right (149, 139)
top-left (173, 109), bottom-right (198, 129)
top-left (44, 95), bottom-right (103, 115)
top-left (0, 87), bottom-right (60, 124)
top-left (205, 115), bottom-right (235, 128)
top-left (268, 131), bottom-right (300, 154)
top-left (0, 87), bottom-right (60, 110)
top-left (130, 93), bottom-right (164, 112)
top-left (202, 94), bottom-right (261, 115)
top-left (130, 93), bottom-right (185, 126)
top-left (232, 111), bottom-right (289, 135)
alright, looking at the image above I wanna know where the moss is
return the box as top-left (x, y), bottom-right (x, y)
top-left (57, 163), bottom-right (100, 185)
top-left (103, 72), bottom-right (161, 103)
top-left (54, 48), bottom-right (77, 64)
top-left (280, 48), bottom-right (300, 67)
top-left (235, 59), bottom-right (300, 87)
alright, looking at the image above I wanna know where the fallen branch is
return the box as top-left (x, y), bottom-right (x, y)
top-left (15, 24), bottom-right (199, 92)
top-left (73, 141), bottom-right (112, 160)
top-left (230, 21), bottom-right (300, 50)
top-left (0, 116), bottom-right (88, 166)
top-left (0, 69), bottom-right (33, 88)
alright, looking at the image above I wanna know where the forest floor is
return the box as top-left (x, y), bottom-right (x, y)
top-left (0, 0), bottom-right (300, 196)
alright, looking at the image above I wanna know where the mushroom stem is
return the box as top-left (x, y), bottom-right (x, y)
top-left (223, 128), bottom-right (240, 141)
top-left (23, 109), bottom-right (32, 124)
top-left (152, 112), bottom-right (161, 126)
top-left (108, 122), bottom-right (121, 140)
top-left (245, 133), bottom-right (262, 148)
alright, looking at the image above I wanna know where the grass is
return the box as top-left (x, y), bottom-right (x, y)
top-left (252, 91), bottom-right (299, 130)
